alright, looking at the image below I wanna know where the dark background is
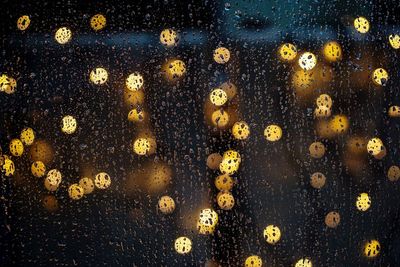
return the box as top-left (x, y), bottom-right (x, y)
top-left (1, 0), bottom-right (400, 266)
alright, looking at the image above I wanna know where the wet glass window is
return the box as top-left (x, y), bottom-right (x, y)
top-left (1, 0), bottom-right (400, 266)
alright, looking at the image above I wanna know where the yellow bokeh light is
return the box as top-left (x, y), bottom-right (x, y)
top-left (295, 258), bottom-right (312, 267)
top-left (209, 88), bottom-right (228, 106)
top-left (314, 106), bottom-right (332, 118)
top-left (298, 52), bottom-right (317, 70)
top-left (278, 43), bottom-right (297, 62)
top-left (217, 191), bottom-right (235, 210)
top-left (126, 72), bottom-right (144, 91)
top-left (310, 172), bottom-right (326, 189)
top-left (388, 105), bottom-right (400, 117)
top-left (128, 107), bottom-right (145, 122)
top-left (244, 255), bottom-right (262, 267)
top-left (61, 115), bottom-right (77, 134)
top-left (213, 47), bottom-right (230, 64)
top-left (20, 127), bottom-right (35, 146)
top-left (223, 150), bottom-right (241, 163)
top-left (356, 192), bottom-right (371, 211)
top-left (264, 124), bottom-right (282, 141)
top-left (211, 109), bottom-right (230, 128)
top-left (90, 14), bottom-right (106, 31)
top-left (387, 165), bottom-right (400, 181)
top-left (160, 29), bottom-right (179, 47)
top-left (232, 121), bottom-right (250, 140)
top-left (174, 236), bottom-right (192, 254)
top-left (9, 138), bottom-right (24, 157)
top-left (346, 136), bottom-right (367, 155)
top-left (316, 94), bottom-right (332, 108)
top-left (219, 81), bottom-right (237, 100)
top-left (354, 16), bottom-right (370, 33)
top-left (94, 172), bottom-right (111, 189)
top-left (0, 74), bottom-right (17, 94)
top-left (364, 239), bottom-right (381, 258)
top-left (29, 139), bottom-right (54, 164)
top-left (329, 114), bottom-right (349, 134)
top-left (17, 15), bottom-right (30, 31)
top-left (45, 169), bottom-right (62, 191)
top-left (372, 68), bottom-right (389, 86)
top-left (90, 67), bottom-right (108, 85)
top-left (55, 27), bottom-right (72, 44)
top-left (31, 161), bottom-right (46, 178)
top-left (389, 34), bottom-right (400, 49)
top-left (79, 177), bottom-right (95, 194)
top-left (132, 137), bottom-right (151, 156)
top-left (263, 224), bottom-right (281, 245)
top-left (158, 195), bottom-right (176, 214)
top-left (2, 158), bottom-right (15, 176)
top-left (197, 208), bottom-right (218, 235)
top-left (124, 89), bottom-right (145, 108)
top-left (68, 183), bottom-right (84, 200)
top-left (309, 141), bottom-right (326, 158)
top-left (164, 59), bottom-right (186, 80)
top-left (367, 137), bottom-right (384, 156)
top-left (215, 174), bottom-right (234, 191)
top-left (325, 211), bottom-right (340, 228)
top-left (292, 69), bottom-right (316, 93)
top-left (323, 41), bottom-right (342, 62)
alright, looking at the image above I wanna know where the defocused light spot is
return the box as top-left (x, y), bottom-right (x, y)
top-left (325, 211), bottom-right (340, 228)
top-left (133, 137), bottom-right (150, 156)
top-left (314, 106), bottom-right (332, 118)
top-left (213, 47), bottom-right (230, 64)
top-left (9, 138), bottom-right (24, 157)
top-left (20, 127), bottom-right (35, 146)
top-left (158, 195), bottom-right (176, 214)
top-left (45, 169), bottom-right (62, 191)
top-left (309, 141), bottom-right (325, 158)
top-left (329, 114), bottom-right (349, 134)
top-left (323, 41), bottom-right (342, 62)
top-left (354, 16), bottom-right (370, 33)
top-left (387, 165), bottom-right (400, 181)
top-left (364, 239), bottom-right (380, 258)
top-left (29, 139), bottom-right (54, 164)
top-left (94, 172), bottom-right (111, 189)
top-left (164, 59), bottom-right (186, 80)
top-left (90, 14), bottom-right (106, 31)
top-left (232, 121), bottom-right (250, 140)
top-left (292, 69), bottom-right (315, 93)
top-left (219, 81), bottom-right (237, 100)
top-left (211, 109), bottom-right (230, 128)
top-left (346, 136), bottom-right (367, 155)
top-left (388, 106), bottom-right (400, 117)
top-left (310, 172), bottom-right (326, 189)
top-left (389, 34), bottom-right (400, 49)
top-left (79, 177), bottom-right (95, 194)
top-left (298, 52), bottom-right (317, 70)
top-left (316, 94), bottom-right (332, 108)
top-left (61, 115), bottom-right (77, 134)
top-left (223, 150), bottom-right (241, 164)
top-left (128, 107), bottom-right (145, 122)
top-left (372, 68), bottom-right (388, 86)
top-left (31, 161), bottom-right (46, 178)
top-left (295, 258), bottom-right (312, 267)
top-left (263, 225), bottom-right (281, 245)
top-left (356, 192), bottom-right (371, 211)
top-left (197, 208), bottom-right (218, 235)
top-left (217, 191), bottom-right (235, 210)
top-left (126, 72), bottom-right (144, 91)
top-left (215, 174), bottom-right (234, 191)
top-left (42, 195), bottom-right (59, 212)
top-left (68, 183), bottom-right (84, 200)
top-left (264, 124), bottom-right (282, 141)
top-left (0, 74), bottom-right (17, 94)
top-left (210, 88), bottom-right (228, 106)
top-left (17, 15), bottom-right (30, 31)
top-left (90, 67), bottom-right (108, 85)
top-left (2, 158), bottom-right (15, 176)
top-left (124, 89), bottom-right (145, 108)
top-left (55, 27), bottom-right (72, 44)
top-left (244, 255), bottom-right (262, 267)
top-left (160, 28), bottom-right (179, 47)
top-left (367, 137), bottom-right (384, 156)
top-left (174, 236), bottom-right (192, 254)
top-left (146, 162), bottom-right (172, 193)
top-left (207, 153), bottom-right (222, 170)
top-left (278, 43), bottom-right (297, 62)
